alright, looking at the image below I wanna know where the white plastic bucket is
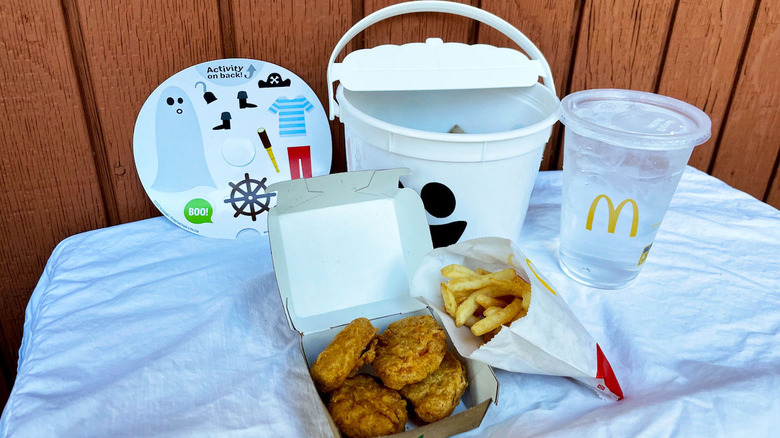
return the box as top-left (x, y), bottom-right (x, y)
top-left (328, 1), bottom-right (561, 246)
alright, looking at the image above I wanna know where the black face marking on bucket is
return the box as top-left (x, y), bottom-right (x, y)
top-left (430, 221), bottom-right (467, 248)
top-left (416, 182), bottom-right (466, 248)
top-left (421, 182), bottom-right (455, 218)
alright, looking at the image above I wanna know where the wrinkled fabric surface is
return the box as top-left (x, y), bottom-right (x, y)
top-left (2, 167), bottom-right (779, 437)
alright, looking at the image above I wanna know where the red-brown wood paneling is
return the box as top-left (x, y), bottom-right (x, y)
top-left (656, 0), bottom-right (757, 172)
top-left (74, 0), bottom-right (224, 223)
top-left (766, 163), bottom-right (780, 207)
top-left (570, 0), bottom-right (676, 91)
top-left (712, 0), bottom-right (780, 203)
top-left (558, 0), bottom-right (678, 168)
top-left (363, 0), bottom-right (479, 46)
top-left (0, 0), bottom-right (107, 388)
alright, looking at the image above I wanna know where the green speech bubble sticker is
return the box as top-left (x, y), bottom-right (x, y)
top-left (184, 198), bottom-right (213, 224)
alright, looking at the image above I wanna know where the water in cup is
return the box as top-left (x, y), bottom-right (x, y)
top-left (559, 131), bottom-right (692, 287)
top-left (558, 89), bottom-right (711, 289)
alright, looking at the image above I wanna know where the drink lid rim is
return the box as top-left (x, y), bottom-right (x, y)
top-left (560, 89), bottom-right (712, 150)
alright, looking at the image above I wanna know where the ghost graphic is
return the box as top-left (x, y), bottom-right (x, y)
top-left (151, 86), bottom-right (216, 192)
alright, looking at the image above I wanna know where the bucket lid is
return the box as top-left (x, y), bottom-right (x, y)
top-left (333, 38), bottom-right (546, 92)
top-left (326, 1), bottom-right (556, 120)
top-left (559, 89), bottom-right (711, 150)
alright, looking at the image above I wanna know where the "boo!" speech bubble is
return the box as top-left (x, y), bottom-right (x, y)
top-left (184, 198), bottom-right (214, 224)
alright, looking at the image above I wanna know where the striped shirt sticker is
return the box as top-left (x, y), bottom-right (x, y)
top-left (268, 96), bottom-right (314, 137)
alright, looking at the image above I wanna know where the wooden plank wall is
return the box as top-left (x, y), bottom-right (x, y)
top-left (0, 0), bottom-right (777, 408)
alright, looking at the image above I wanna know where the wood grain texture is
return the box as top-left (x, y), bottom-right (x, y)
top-left (0, 0), bottom-right (107, 382)
top-left (74, 0), bottom-right (224, 223)
top-left (656, 0), bottom-right (756, 172)
top-left (62, 0), bottom-right (121, 224)
top-left (712, 0), bottom-right (780, 201)
top-left (363, 0), bottom-right (478, 46)
top-left (559, 0), bottom-right (677, 168)
top-left (570, 0), bottom-right (676, 91)
top-left (232, 0), bottom-right (355, 172)
top-left (764, 160), bottom-right (780, 208)
top-left (766, 157), bottom-right (780, 207)
top-left (218, 0), bottom-right (238, 58)
top-left (478, 0), bottom-right (581, 170)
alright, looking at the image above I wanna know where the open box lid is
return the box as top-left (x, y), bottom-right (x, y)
top-left (267, 169), bottom-right (433, 335)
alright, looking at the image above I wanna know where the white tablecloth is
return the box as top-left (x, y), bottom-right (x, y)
top-left (2, 167), bottom-right (779, 437)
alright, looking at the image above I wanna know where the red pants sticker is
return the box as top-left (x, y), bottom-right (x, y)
top-left (287, 146), bottom-right (312, 180)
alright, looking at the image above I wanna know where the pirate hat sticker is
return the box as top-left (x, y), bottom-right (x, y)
top-left (133, 58), bottom-right (332, 239)
top-left (258, 72), bottom-right (291, 88)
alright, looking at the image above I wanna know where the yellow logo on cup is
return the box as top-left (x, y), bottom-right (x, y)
top-left (586, 194), bottom-right (639, 237)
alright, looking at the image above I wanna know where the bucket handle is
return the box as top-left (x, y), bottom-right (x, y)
top-left (327, 0), bottom-right (556, 120)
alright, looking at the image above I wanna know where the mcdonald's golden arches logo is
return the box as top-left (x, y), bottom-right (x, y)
top-left (508, 254), bottom-right (557, 296)
top-left (525, 258), bottom-right (557, 296)
top-left (586, 194), bottom-right (639, 237)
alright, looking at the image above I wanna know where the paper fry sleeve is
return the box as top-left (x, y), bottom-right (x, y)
top-left (410, 237), bottom-right (624, 401)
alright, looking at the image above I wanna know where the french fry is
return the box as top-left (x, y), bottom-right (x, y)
top-left (454, 279), bottom-right (530, 326)
top-left (446, 268), bottom-right (517, 293)
top-left (452, 288), bottom-right (475, 302)
top-left (464, 315), bottom-right (480, 327)
top-left (439, 263), bottom-right (532, 341)
top-left (441, 283), bottom-right (458, 318)
top-left (511, 307), bottom-right (528, 322)
top-left (441, 264), bottom-right (478, 279)
top-left (482, 306), bottom-right (502, 317)
top-left (518, 284), bottom-right (532, 312)
top-left (475, 295), bottom-right (509, 309)
top-left (454, 290), bottom-right (486, 326)
top-left (471, 298), bottom-right (525, 336)
top-left (489, 277), bottom-right (531, 297)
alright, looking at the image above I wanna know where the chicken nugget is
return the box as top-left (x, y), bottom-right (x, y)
top-left (373, 315), bottom-right (447, 390)
top-left (311, 318), bottom-right (378, 393)
top-left (328, 374), bottom-right (407, 438)
top-left (400, 351), bottom-right (468, 423)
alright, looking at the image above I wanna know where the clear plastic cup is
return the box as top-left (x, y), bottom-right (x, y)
top-left (558, 89), bottom-right (711, 289)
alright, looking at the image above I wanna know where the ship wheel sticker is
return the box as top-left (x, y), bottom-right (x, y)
top-left (224, 173), bottom-right (276, 221)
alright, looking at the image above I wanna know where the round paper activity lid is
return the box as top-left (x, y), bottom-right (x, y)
top-left (133, 58), bottom-right (332, 238)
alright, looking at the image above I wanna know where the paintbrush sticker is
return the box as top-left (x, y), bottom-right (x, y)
top-left (257, 128), bottom-right (280, 173)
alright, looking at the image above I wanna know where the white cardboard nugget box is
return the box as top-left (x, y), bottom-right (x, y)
top-left (267, 168), bottom-right (499, 437)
